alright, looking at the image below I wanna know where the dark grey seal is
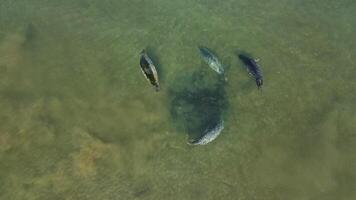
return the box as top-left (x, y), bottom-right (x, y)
top-left (238, 54), bottom-right (263, 89)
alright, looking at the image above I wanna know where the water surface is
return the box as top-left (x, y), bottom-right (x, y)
top-left (0, 0), bottom-right (355, 199)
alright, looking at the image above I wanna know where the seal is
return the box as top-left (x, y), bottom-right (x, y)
top-left (139, 50), bottom-right (160, 91)
top-left (198, 46), bottom-right (225, 75)
top-left (238, 54), bottom-right (263, 89)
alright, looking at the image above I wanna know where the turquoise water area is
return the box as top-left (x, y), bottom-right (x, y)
top-left (0, 0), bottom-right (355, 199)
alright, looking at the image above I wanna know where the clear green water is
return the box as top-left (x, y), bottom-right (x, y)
top-left (0, 0), bottom-right (355, 199)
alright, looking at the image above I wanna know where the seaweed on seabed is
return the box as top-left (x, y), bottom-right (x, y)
top-left (168, 69), bottom-right (228, 141)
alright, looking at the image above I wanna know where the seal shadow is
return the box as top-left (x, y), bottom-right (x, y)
top-left (22, 22), bottom-right (38, 49)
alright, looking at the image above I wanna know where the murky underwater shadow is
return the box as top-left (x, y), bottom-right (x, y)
top-left (22, 22), bottom-right (38, 49)
top-left (168, 68), bottom-right (229, 141)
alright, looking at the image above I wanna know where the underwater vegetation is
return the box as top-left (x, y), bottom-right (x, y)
top-left (168, 68), bottom-right (228, 143)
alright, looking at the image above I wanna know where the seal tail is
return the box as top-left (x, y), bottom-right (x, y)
top-left (187, 139), bottom-right (198, 145)
top-left (186, 134), bottom-right (198, 145)
top-left (256, 78), bottom-right (263, 89)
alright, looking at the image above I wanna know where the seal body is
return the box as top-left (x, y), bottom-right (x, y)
top-left (198, 46), bottom-right (225, 75)
top-left (188, 120), bottom-right (224, 145)
top-left (238, 54), bottom-right (263, 88)
top-left (139, 50), bottom-right (160, 91)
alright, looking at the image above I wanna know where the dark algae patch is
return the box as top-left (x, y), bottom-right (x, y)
top-left (168, 68), bottom-right (228, 143)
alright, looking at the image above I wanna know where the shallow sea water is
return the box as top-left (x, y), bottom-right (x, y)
top-left (0, 0), bottom-right (355, 199)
